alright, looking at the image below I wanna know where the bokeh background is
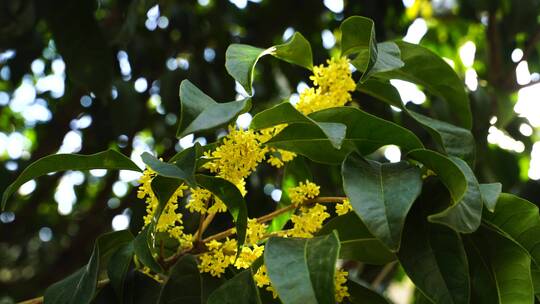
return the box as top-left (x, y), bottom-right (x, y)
top-left (1, 0), bottom-right (540, 302)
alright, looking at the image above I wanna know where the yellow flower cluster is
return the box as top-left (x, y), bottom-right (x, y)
top-left (295, 57), bottom-right (356, 115)
top-left (335, 198), bottom-right (353, 216)
top-left (254, 265), bottom-right (279, 298)
top-left (137, 168), bottom-right (192, 249)
top-left (203, 126), bottom-right (267, 195)
top-left (186, 187), bottom-right (227, 214)
top-left (290, 203), bottom-right (331, 238)
top-left (288, 180), bottom-right (321, 205)
top-left (198, 218), bottom-right (268, 277)
top-left (335, 269), bottom-right (350, 302)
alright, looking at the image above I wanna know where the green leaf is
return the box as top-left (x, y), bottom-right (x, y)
top-left (158, 255), bottom-right (201, 304)
top-left (346, 280), bottom-right (392, 304)
top-left (342, 153), bottom-right (422, 251)
top-left (177, 80), bottom-right (251, 138)
top-left (207, 269), bottom-right (262, 304)
top-left (270, 156), bottom-right (312, 232)
top-left (318, 213), bottom-right (396, 265)
top-left (340, 16), bottom-right (377, 82)
top-left (123, 270), bottom-right (162, 304)
top-left (427, 156), bottom-right (482, 233)
top-left (407, 150), bottom-right (482, 233)
top-left (482, 193), bottom-right (540, 268)
top-left (44, 230), bottom-right (133, 304)
top-left (397, 207), bottom-right (470, 304)
top-left (368, 42), bottom-right (405, 75)
top-left (532, 266), bottom-right (540, 301)
top-left (250, 102), bottom-right (347, 149)
top-left (479, 183), bottom-right (502, 212)
top-left (358, 79), bottom-right (475, 162)
top-left (310, 107), bottom-right (424, 154)
top-left (141, 152), bottom-right (196, 187)
top-left (265, 232), bottom-right (340, 304)
top-left (225, 32), bottom-right (313, 95)
top-left (265, 123), bottom-right (353, 164)
top-left (134, 226), bottom-right (164, 274)
top-left (375, 41), bottom-right (472, 129)
top-left (196, 174), bottom-right (248, 250)
top-left (107, 241), bottom-right (134, 302)
top-left (466, 228), bottom-right (534, 304)
top-left (2, 149), bottom-right (141, 210)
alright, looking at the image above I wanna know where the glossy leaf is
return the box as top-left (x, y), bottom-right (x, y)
top-left (158, 255), bottom-right (201, 304)
top-left (479, 183), bottom-right (502, 212)
top-left (358, 79), bottom-right (475, 162)
top-left (482, 193), bottom-right (540, 268)
top-left (270, 156), bottom-right (312, 232)
top-left (107, 241), bottom-right (134, 302)
top-left (346, 280), bottom-right (391, 304)
top-left (340, 16), bottom-right (377, 82)
top-left (466, 228), bottom-right (534, 304)
top-left (2, 149), bottom-right (141, 210)
top-left (398, 208), bottom-right (470, 304)
top-left (310, 107), bottom-right (424, 154)
top-left (133, 226), bottom-right (164, 274)
top-left (342, 153), bottom-right (422, 251)
top-left (267, 106), bottom-right (424, 164)
top-left (407, 150), bottom-right (482, 233)
top-left (141, 152), bottom-right (196, 187)
top-left (318, 213), bottom-right (396, 265)
top-left (265, 232), bottom-right (340, 304)
top-left (44, 230), bottom-right (133, 304)
top-left (250, 102), bottom-right (347, 148)
top-left (225, 32), bottom-right (312, 95)
top-left (368, 41), bottom-right (404, 75)
top-left (177, 80), bottom-right (250, 138)
top-left (196, 174), bottom-right (248, 250)
top-left (375, 41), bottom-right (472, 129)
top-left (207, 269), bottom-right (262, 304)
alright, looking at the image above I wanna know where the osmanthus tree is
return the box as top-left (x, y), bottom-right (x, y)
top-left (3, 16), bottom-right (540, 304)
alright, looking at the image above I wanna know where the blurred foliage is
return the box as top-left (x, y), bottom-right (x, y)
top-left (1, 0), bottom-right (540, 302)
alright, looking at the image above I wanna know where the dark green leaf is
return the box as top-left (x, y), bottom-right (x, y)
top-left (479, 183), bottom-right (502, 212)
top-left (358, 79), bottom-right (475, 162)
top-left (2, 149), bottom-right (141, 210)
top-left (397, 207), bottom-right (470, 304)
top-left (141, 152), bottom-right (196, 187)
top-left (270, 156), bottom-right (312, 232)
top-left (368, 42), bottom-right (404, 75)
top-left (177, 80), bottom-right (251, 137)
top-left (134, 226), bottom-right (164, 274)
top-left (318, 213), bottom-right (396, 265)
top-left (407, 150), bottom-right (482, 233)
top-left (342, 153), bottom-right (422, 251)
top-left (158, 255), bottom-right (201, 304)
top-left (375, 41), bottom-right (472, 129)
top-left (107, 241), bottom-right (134, 303)
top-left (466, 228), bottom-right (534, 304)
top-left (340, 16), bottom-right (377, 82)
top-left (123, 270), bottom-right (162, 304)
top-left (482, 193), bottom-right (540, 268)
top-left (225, 33), bottom-right (313, 95)
top-left (196, 175), bottom-right (248, 250)
top-left (207, 269), bottom-right (262, 304)
top-left (44, 230), bottom-right (133, 304)
top-left (250, 102), bottom-right (347, 149)
top-left (346, 280), bottom-right (391, 304)
top-left (265, 232), bottom-right (340, 304)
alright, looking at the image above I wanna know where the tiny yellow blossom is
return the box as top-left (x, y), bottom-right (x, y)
top-left (295, 57), bottom-right (356, 115)
top-left (335, 269), bottom-right (350, 302)
top-left (254, 265), bottom-right (279, 298)
top-left (335, 198), bottom-right (353, 216)
top-left (288, 180), bottom-right (321, 206)
top-left (290, 203), bottom-right (330, 237)
top-left (246, 219), bottom-right (268, 245)
top-left (203, 125), bottom-right (267, 195)
top-left (234, 244), bottom-right (264, 269)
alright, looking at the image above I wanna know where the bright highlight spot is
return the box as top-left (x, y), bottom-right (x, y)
top-left (384, 145), bottom-right (401, 163)
top-left (403, 18), bottom-right (428, 44)
top-left (459, 41), bottom-right (476, 68)
top-left (112, 214), bottom-right (130, 231)
top-left (236, 113), bottom-right (252, 130)
top-left (487, 126), bottom-right (525, 153)
top-left (390, 79), bottom-right (426, 105)
top-left (511, 48), bottom-right (523, 63)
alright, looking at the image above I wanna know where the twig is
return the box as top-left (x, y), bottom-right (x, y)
top-left (371, 262), bottom-right (397, 288)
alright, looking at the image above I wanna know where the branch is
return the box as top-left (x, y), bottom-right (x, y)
top-left (18, 279), bottom-right (110, 304)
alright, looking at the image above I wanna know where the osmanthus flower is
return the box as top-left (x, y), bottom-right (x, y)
top-left (186, 187), bottom-right (227, 214)
top-left (296, 56), bottom-right (356, 115)
top-left (288, 180), bottom-right (321, 205)
top-left (334, 269), bottom-right (350, 302)
top-left (289, 203), bottom-right (331, 238)
top-left (335, 198), bottom-right (353, 216)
